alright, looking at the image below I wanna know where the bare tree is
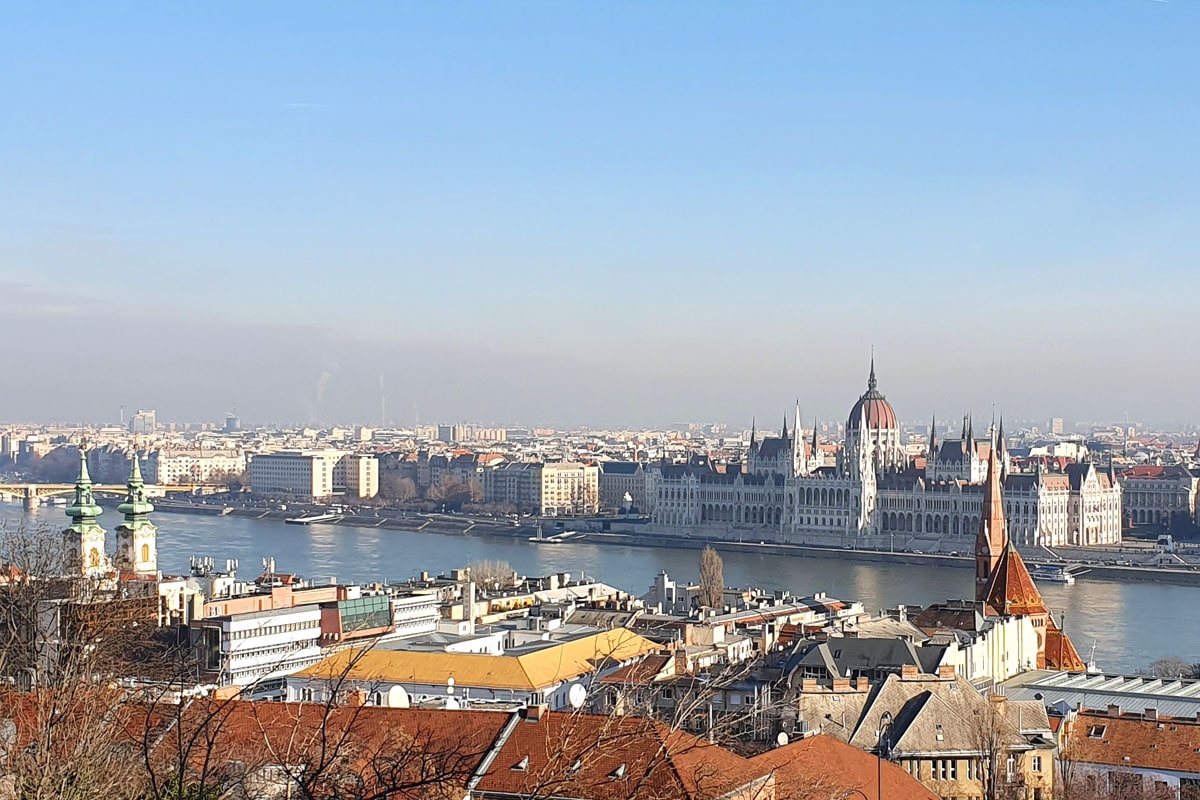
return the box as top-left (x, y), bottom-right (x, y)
top-left (699, 546), bottom-right (724, 609)
top-left (467, 559), bottom-right (516, 589)
top-left (1147, 656), bottom-right (1200, 679)
top-left (0, 520), bottom-right (185, 800)
top-left (378, 473), bottom-right (417, 504)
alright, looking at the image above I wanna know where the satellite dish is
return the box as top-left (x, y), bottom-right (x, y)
top-left (776, 732), bottom-right (789, 747)
top-left (568, 683), bottom-right (587, 709)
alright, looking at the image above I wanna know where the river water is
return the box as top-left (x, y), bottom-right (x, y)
top-left (3, 503), bottom-right (1191, 674)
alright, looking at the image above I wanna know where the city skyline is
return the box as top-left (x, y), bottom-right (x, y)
top-left (3, 2), bottom-right (1198, 425)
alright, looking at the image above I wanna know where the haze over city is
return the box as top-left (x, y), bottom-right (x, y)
top-left (3, 2), bottom-right (1197, 426)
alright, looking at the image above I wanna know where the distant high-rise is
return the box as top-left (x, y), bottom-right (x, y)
top-left (129, 409), bottom-right (156, 436)
top-left (225, 413), bottom-right (241, 433)
top-left (1051, 417), bottom-right (1064, 435)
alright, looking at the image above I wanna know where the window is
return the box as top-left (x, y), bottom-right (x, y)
top-left (1087, 724), bottom-right (1107, 739)
top-left (1032, 756), bottom-right (1042, 773)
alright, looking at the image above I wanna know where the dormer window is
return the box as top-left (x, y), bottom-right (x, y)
top-left (1088, 725), bottom-right (1106, 739)
top-left (609, 763), bottom-right (627, 780)
top-left (512, 756), bottom-right (529, 772)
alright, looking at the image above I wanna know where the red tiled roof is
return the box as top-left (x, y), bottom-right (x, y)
top-left (751, 735), bottom-right (938, 800)
top-left (476, 711), bottom-right (765, 800)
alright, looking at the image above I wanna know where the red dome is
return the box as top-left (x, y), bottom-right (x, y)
top-left (847, 361), bottom-right (899, 430)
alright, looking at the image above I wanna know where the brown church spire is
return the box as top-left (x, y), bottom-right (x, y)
top-left (975, 435), bottom-right (1007, 599)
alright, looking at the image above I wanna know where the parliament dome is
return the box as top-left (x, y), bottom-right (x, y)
top-left (847, 360), bottom-right (898, 431)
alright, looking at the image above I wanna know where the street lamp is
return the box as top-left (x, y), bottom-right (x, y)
top-left (876, 710), bottom-right (894, 800)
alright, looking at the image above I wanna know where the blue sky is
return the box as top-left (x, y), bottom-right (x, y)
top-left (2, 2), bottom-right (1197, 428)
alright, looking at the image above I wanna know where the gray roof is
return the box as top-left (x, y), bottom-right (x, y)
top-left (1001, 670), bottom-right (1200, 719)
top-left (785, 637), bottom-right (924, 682)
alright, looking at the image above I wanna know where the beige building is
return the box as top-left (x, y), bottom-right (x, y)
top-left (598, 461), bottom-right (647, 512)
top-left (793, 669), bottom-right (1056, 800)
top-left (335, 454), bottom-right (379, 499)
top-left (540, 461), bottom-right (599, 516)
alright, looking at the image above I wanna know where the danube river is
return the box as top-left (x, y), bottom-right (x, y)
top-left (4, 503), bottom-right (1193, 674)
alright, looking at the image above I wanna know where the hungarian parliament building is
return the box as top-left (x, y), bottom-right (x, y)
top-left (648, 362), bottom-right (1123, 549)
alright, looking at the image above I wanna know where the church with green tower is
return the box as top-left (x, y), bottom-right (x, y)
top-left (63, 449), bottom-right (158, 577)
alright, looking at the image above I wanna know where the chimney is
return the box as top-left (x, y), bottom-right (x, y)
top-left (854, 677), bottom-right (870, 691)
top-left (347, 689), bottom-right (368, 707)
top-left (465, 581), bottom-right (476, 635)
top-left (901, 664), bottom-right (919, 679)
top-left (1108, 704), bottom-right (1122, 717)
top-left (522, 704), bottom-right (547, 722)
top-left (937, 665), bottom-right (956, 680)
top-left (800, 678), bottom-right (818, 692)
top-left (832, 678), bottom-right (851, 692)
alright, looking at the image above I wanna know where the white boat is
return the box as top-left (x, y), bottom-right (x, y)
top-left (1031, 564), bottom-right (1075, 585)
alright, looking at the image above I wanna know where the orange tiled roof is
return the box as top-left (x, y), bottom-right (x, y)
top-left (1044, 617), bottom-right (1087, 672)
top-left (1065, 710), bottom-right (1200, 774)
top-left (751, 734), bottom-right (938, 800)
top-left (982, 545), bottom-right (1048, 618)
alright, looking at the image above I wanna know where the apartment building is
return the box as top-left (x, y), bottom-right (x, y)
top-left (540, 462), bottom-right (599, 516)
top-left (335, 453), bottom-right (379, 499)
top-left (599, 461), bottom-right (647, 512)
top-left (248, 450), bottom-right (379, 500)
top-left (143, 449), bottom-right (247, 484)
top-left (1120, 465), bottom-right (1199, 528)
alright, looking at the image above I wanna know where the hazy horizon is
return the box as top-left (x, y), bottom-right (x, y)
top-left (3, 3), bottom-right (1197, 429)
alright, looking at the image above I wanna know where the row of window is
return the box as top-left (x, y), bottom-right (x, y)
top-left (228, 620), bottom-right (320, 639)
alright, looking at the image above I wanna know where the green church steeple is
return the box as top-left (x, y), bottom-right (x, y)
top-left (118, 452), bottom-right (155, 527)
top-left (64, 450), bottom-right (104, 535)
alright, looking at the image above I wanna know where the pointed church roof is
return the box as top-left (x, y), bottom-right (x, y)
top-left (976, 438), bottom-right (1007, 584)
top-left (981, 545), bottom-right (1048, 618)
top-left (1044, 617), bottom-right (1087, 671)
top-left (65, 450), bottom-right (103, 531)
top-left (117, 452), bottom-right (155, 530)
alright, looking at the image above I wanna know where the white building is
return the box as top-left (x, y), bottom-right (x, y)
top-left (194, 603), bottom-right (324, 695)
top-left (143, 449), bottom-right (247, 485)
top-left (648, 360), bottom-right (1123, 550)
top-left (248, 450), bottom-right (345, 500)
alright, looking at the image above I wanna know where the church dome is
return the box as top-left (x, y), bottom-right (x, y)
top-left (847, 360), bottom-right (898, 431)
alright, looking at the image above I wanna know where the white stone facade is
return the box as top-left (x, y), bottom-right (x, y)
top-left (647, 366), bottom-right (1123, 549)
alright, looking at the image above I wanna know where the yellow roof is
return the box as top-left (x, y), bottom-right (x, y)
top-left (295, 629), bottom-right (660, 691)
